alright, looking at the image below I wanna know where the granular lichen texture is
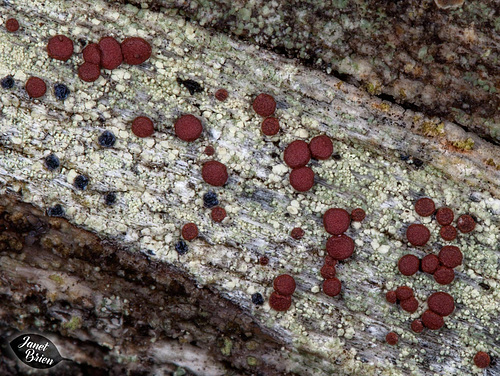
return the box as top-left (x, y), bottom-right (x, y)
top-left (0, 0), bottom-right (500, 375)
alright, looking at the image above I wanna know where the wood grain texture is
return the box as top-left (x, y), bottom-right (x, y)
top-left (0, 0), bottom-right (500, 375)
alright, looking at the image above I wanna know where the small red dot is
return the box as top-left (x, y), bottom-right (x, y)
top-left (5, 18), bottom-right (19, 32)
top-left (131, 116), bottom-right (155, 138)
top-left (433, 266), bottom-right (455, 285)
top-left (25, 77), bottom-right (46, 98)
top-left (47, 35), bottom-right (74, 61)
top-left (386, 290), bottom-right (397, 304)
top-left (215, 88), bottom-right (228, 101)
top-left (457, 214), bottom-right (476, 233)
top-left (269, 292), bottom-right (292, 311)
top-left (202, 160), bottom-right (228, 186)
top-left (78, 62), bottom-right (101, 82)
top-left (398, 254), bottom-right (420, 276)
top-left (323, 255), bottom-right (337, 267)
top-left (204, 145), bottom-right (215, 156)
top-left (421, 254), bottom-right (439, 274)
top-left (411, 319), bottom-right (424, 333)
top-left (181, 222), bottom-right (198, 241)
top-left (82, 43), bottom-right (101, 65)
top-left (309, 135), bottom-right (333, 160)
top-left (121, 37), bottom-right (152, 65)
top-left (320, 265), bottom-right (336, 279)
top-left (400, 297), bottom-right (419, 313)
top-left (415, 198), bottom-right (435, 217)
top-left (406, 224), bottom-right (430, 246)
top-left (261, 117), bottom-right (280, 136)
top-left (421, 309), bottom-right (444, 330)
top-left (395, 286), bottom-right (413, 301)
top-left (291, 227), bottom-right (305, 239)
top-left (211, 206), bottom-right (226, 222)
top-left (273, 274), bottom-right (296, 296)
top-left (427, 292), bottom-right (454, 316)
top-left (323, 278), bottom-right (341, 297)
top-left (326, 234), bottom-right (354, 260)
top-left (253, 93), bottom-right (276, 117)
top-left (284, 140), bottom-right (311, 168)
top-left (438, 246), bottom-right (462, 268)
top-left (289, 166), bottom-right (314, 192)
top-left (175, 114), bottom-right (203, 142)
top-left (385, 332), bottom-right (398, 345)
top-left (259, 256), bottom-right (269, 266)
top-left (99, 36), bottom-right (123, 70)
top-left (436, 207), bottom-right (454, 226)
top-left (351, 208), bottom-right (366, 222)
top-left (474, 351), bottom-right (491, 368)
top-left (440, 225), bottom-right (457, 241)
top-left (323, 208), bottom-right (350, 235)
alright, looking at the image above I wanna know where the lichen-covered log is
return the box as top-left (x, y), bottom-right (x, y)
top-left (0, 0), bottom-right (500, 375)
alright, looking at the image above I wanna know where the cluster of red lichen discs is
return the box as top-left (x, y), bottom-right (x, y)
top-left (269, 274), bottom-right (296, 311)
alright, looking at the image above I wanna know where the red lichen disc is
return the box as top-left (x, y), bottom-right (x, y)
top-left (323, 278), bottom-right (342, 297)
top-left (273, 274), bottom-right (296, 296)
top-left (283, 140), bottom-right (311, 168)
top-left (289, 166), bottom-right (314, 192)
top-left (131, 116), bottom-right (154, 138)
top-left (474, 352), bottom-right (491, 368)
top-left (99, 36), bottom-right (123, 70)
top-left (427, 292), bottom-right (455, 317)
top-left (204, 145), bottom-right (215, 156)
top-left (261, 117), bottom-right (280, 136)
top-left (396, 286), bottom-right (414, 301)
top-left (421, 254), bottom-right (439, 274)
top-left (121, 37), bottom-right (152, 65)
top-left (438, 246), bottom-right (463, 268)
top-left (78, 62), bottom-right (101, 82)
top-left (415, 198), bottom-right (435, 217)
top-left (201, 160), bottom-right (228, 186)
top-left (291, 227), bottom-right (305, 240)
top-left (252, 93), bottom-right (276, 117)
top-left (351, 208), bottom-right (366, 222)
top-left (259, 256), bottom-right (269, 265)
top-left (436, 207), bottom-right (454, 226)
top-left (457, 214), bottom-right (476, 233)
top-left (401, 297), bottom-right (419, 313)
top-left (181, 222), bottom-right (198, 241)
top-left (25, 77), bottom-right (46, 98)
top-left (323, 208), bottom-right (351, 235)
top-left (421, 309), bottom-right (444, 330)
top-left (47, 35), bottom-right (74, 61)
top-left (411, 319), bottom-right (424, 333)
top-left (309, 135), bottom-right (333, 160)
top-left (386, 291), bottom-right (397, 304)
top-left (398, 254), bottom-right (420, 276)
top-left (406, 224), bottom-right (431, 246)
top-left (433, 266), bottom-right (455, 285)
top-left (215, 89), bottom-right (228, 101)
top-left (5, 18), bottom-right (19, 32)
top-left (269, 292), bottom-right (292, 311)
top-left (385, 332), bottom-right (398, 345)
top-left (82, 43), bottom-right (101, 65)
top-left (324, 255), bottom-right (337, 267)
top-left (440, 225), bottom-right (457, 241)
top-left (174, 114), bottom-right (203, 142)
top-left (211, 206), bottom-right (226, 222)
top-left (320, 265), bottom-right (336, 279)
top-left (326, 234), bottom-right (354, 260)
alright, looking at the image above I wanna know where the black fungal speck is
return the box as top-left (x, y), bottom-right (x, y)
top-left (175, 240), bottom-right (188, 255)
top-left (74, 175), bottom-right (89, 190)
top-left (399, 154), bottom-right (410, 161)
top-left (203, 191), bottom-right (219, 208)
top-left (44, 154), bottom-right (60, 170)
top-left (332, 153), bottom-right (342, 161)
top-left (105, 192), bottom-right (116, 206)
top-left (413, 158), bottom-right (424, 168)
top-left (98, 130), bottom-right (116, 147)
top-left (47, 204), bottom-right (64, 217)
top-left (54, 83), bottom-right (70, 100)
top-left (176, 77), bottom-right (203, 95)
top-left (251, 292), bottom-right (264, 305)
top-left (479, 282), bottom-right (490, 290)
top-left (1, 75), bottom-right (14, 89)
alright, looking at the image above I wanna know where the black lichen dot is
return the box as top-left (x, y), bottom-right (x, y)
top-left (74, 175), bottom-right (89, 190)
top-left (203, 191), bottom-right (219, 208)
top-left (251, 292), bottom-right (264, 306)
top-left (44, 154), bottom-right (60, 171)
top-left (105, 192), bottom-right (116, 206)
top-left (1, 75), bottom-right (14, 89)
top-left (47, 204), bottom-right (64, 217)
top-left (413, 158), bottom-right (424, 168)
top-left (54, 83), bottom-right (70, 100)
top-left (175, 240), bottom-right (188, 255)
top-left (176, 77), bottom-right (203, 95)
top-left (98, 130), bottom-right (116, 147)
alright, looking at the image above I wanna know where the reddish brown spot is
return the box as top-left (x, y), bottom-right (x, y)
top-left (309, 135), bottom-right (333, 160)
top-left (324, 255), bottom-right (338, 267)
top-left (440, 225), bottom-right (457, 241)
top-left (438, 246), bottom-right (463, 268)
top-left (433, 266), bottom-right (455, 285)
top-left (436, 207), bottom-right (454, 226)
top-left (323, 278), bottom-right (341, 297)
top-left (326, 234), bottom-right (354, 260)
top-left (406, 224), bottom-right (431, 246)
top-left (320, 265), bottom-right (336, 279)
top-left (323, 208), bottom-right (350, 235)
top-left (82, 43), bottom-right (101, 65)
top-left (289, 166), bottom-right (314, 192)
top-left (215, 88), bottom-right (228, 101)
top-left (273, 274), bottom-right (296, 296)
top-left (174, 114), bottom-right (203, 142)
top-left (474, 351), bottom-right (491, 368)
top-left (457, 214), bottom-right (476, 233)
top-left (252, 93), bottom-right (276, 117)
top-left (259, 256), bottom-right (269, 265)
top-left (99, 36), bottom-right (123, 70)
top-left (78, 62), bottom-right (101, 82)
top-left (181, 222), bottom-right (198, 241)
top-left (203, 146), bottom-right (215, 156)
top-left (415, 198), bottom-right (435, 217)
top-left (385, 332), bottom-right (398, 345)
top-left (261, 117), bottom-right (280, 136)
top-left (269, 292), bottom-right (292, 311)
top-left (396, 286), bottom-right (414, 301)
top-left (25, 77), bottom-right (46, 98)
top-left (47, 35), bottom-right (74, 61)
top-left (421, 254), bottom-right (439, 274)
top-left (401, 297), bottom-right (419, 313)
top-left (131, 116), bottom-right (154, 138)
top-left (351, 208), bottom-right (366, 222)
top-left (121, 37), bottom-right (152, 65)
top-left (290, 227), bottom-right (305, 240)
top-left (427, 292), bottom-right (454, 316)
top-left (398, 254), bottom-right (420, 276)
top-left (386, 290), bottom-right (397, 304)
top-left (411, 319), bottom-right (424, 333)
top-left (201, 160), bottom-right (228, 186)
top-left (5, 18), bottom-right (19, 32)
top-left (211, 206), bottom-right (226, 222)
top-left (284, 140), bottom-right (311, 168)
top-left (421, 310), bottom-right (444, 330)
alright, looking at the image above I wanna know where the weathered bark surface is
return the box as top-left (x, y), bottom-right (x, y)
top-left (0, 0), bottom-right (500, 375)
